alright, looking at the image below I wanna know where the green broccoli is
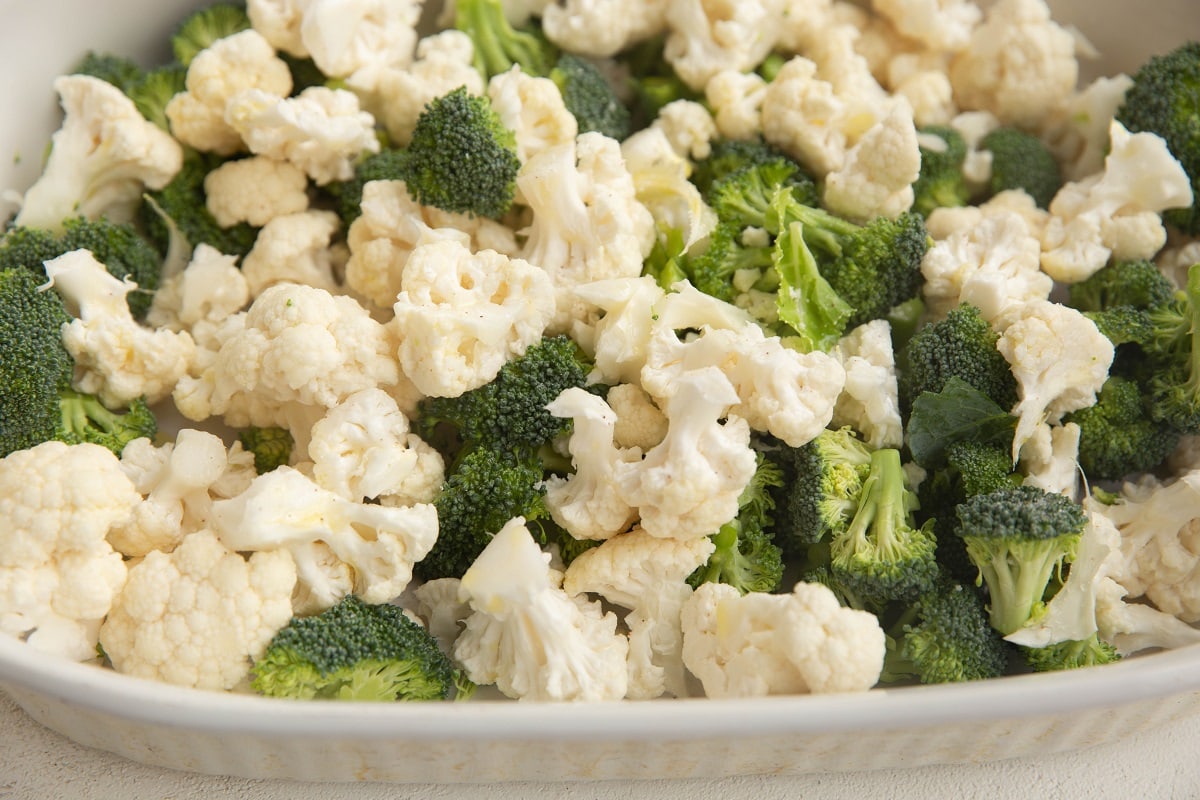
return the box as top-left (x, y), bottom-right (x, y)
top-left (899, 303), bottom-right (1018, 417)
top-left (70, 51), bottom-right (145, 93)
top-left (705, 160), bottom-right (810, 231)
top-left (911, 126), bottom-right (970, 217)
top-left (251, 595), bottom-right (470, 701)
top-left (829, 447), bottom-right (939, 607)
top-left (771, 206), bottom-right (854, 351)
top-left (689, 137), bottom-right (819, 203)
top-left (1116, 41), bottom-right (1200, 234)
top-left (139, 151), bottom-right (260, 257)
top-left (979, 127), bottom-right (1063, 209)
top-left (955, 484), bottom-right (1087, 636)
top-left (905, 377), bottom-right (1018, 470)
top-left (454, 0), bottom-right (556, 79)
top-left (550, 53), bottom-right (631, 141)
top-left (127, 65), bottom-right (187, 132)
top-left (1068, 258), bottom-right (1179, 313)
top-left (56, 390), bottom-right (157, 455)
top-left (688, 453), bottom-right (786, 594)
top-left (324, 147), bottom-right (411, 227)
top-left (643, 223), bottom-right (690, 292)
top-left (171, 2), bottom-right (251, 67)
top-left (403, 86), bottom-right (520, 219)
top-left (770, 427), bottom-right (874, 557)
top-left (679, 220), bottom-right (775, 304)
top-left (1020, 633), bottom-right (1121, 672)
top-left (1144, 263), bottom-right (1200, 433)
top-left (1065, 375), bottom-right (1181, 480)
top-left (238, 427), bottom-right (294, 474)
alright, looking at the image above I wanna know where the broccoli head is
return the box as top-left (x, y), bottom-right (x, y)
top-left (1065, 375), bottom-right (1181, 480)
top-left (1020, 633), bottom-right (1121, 673)
top-left (955, 484), bottom-right (1087, 636)
top-left (127, 65), bottom-right (188, 132)
top-left (550, 53), bottom-right (631, 141)
top-left (238, 426), bottom-right (295, 474)
top-left (1068, 258), bottom-right (1178, 314)
top-left (404, 86), bottom-right (520, 220)
top-left (690, 137), bottom-right (819, 204)
top-left (251, 595), bottom-right (469, 701)
top-left (70, 51), bottom-right (144, 94)
top-left (979, 127), bottom-right (1063, 209)
top-left (911, 126), bottom-right (970, 217)
top-left (171, 2), bottom-right (251, 67)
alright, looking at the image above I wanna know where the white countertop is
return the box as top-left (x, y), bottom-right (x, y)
top-left (2, 689), bottom-right (1197, 799)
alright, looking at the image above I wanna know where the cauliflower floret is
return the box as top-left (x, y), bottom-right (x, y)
top-left (347, 30), bottom-right (485, 147)
top-left (574, 276), bottom-right (667, 386)
top-left (166, 29), bottom-right (294, 156)
top-left (884, 52), bottom-right (958, 128)
top-left (947, 0), bottom-right (1077, 130)
top-left (822, 100), bottom-right (921, 221)
top-left (108, 429), bottom-right (231, 558)
top-left (680, 581), bottom-right (885, 698)
top-left (543, 388), bottom-right (642, 542)
top-left (832, 320), bottom-right (902, 449)
top-left (620, 127), bottom-right (718, 252)
top-left (1018, 421), bottom-right (1082, 499)
top-left (240, 210), bottom-right (341, 298)
top-left (996, 300), bottom-right (1114, 460)
top-left (564, 528), bottom-right (715, 699)
top-left (15, 75), bottom-right (183, 232)
top-left (663, 0), bottom-right (786, 92)
top-left (1041, 74), bottom-right (1135, 181)
top-left (226, 86), bottom-right (381, 185)
top-left (410, 577), bottom-right (469, 657)
top-left (247, 0), bottom-right (310, 57)
top-left (306, 387), bottom-right (444, 505)
top-left (392, 239), bottom-right (556, 398)
top-left (0, 442), bottom-right (139, 661)
top-left (204, 155), bottom-right (310, 227)
top-left (871, 0), bottom-right (981, 52)
top-left (298, 0), bottom-right (421, 78)
top-left (99, 529), bottom-right (297, 690)
top-left (614, 366), bottom-right (758, 540)
top-left (487, 66), bottom-right (578, 164)
top-left (1158, 240), bottom-right (1200, 291)
top-left (651, 99), bottom-right (718, 162)
top-left (210, 466), bottom-right (438, 610)
top-left (145, 244), bottom-right (251, 346)
top-left (705, 69), bottom-right (768, 141)
top-left (541, 0), bottom-right (668, 58)
top-left (43, 250), bottom-right (195, 408)
top-left (454, 518), bottom-right (629, 701)
top-left (607, 383), bottom-right (668, 450)
top-left (1040, 121), bottom-right (1194, 283)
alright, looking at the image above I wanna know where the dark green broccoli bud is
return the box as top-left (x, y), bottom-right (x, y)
top-left (1020, 633), bottom-right (1121, 672)
top-left (955, 484), bottom-right (1087, 636)
top-left (911, 126), bottom-right (970, 217)
top-left (688, 453), bottom-right (786, 594)
top-left (1084, 305), bottom-right (1157, 347)
top-left (706, 160), bottom-right (809, 231)
top-left (324, 148), bottom-right (411, 227)
top-left (70, 51), bottom-right (145, 94)
top-left (238, 427), bottom-right (295, 474)
top-left (1068, 259), bottom-right (1179, 313)
top-left (417, 335), bottom-right (593, 458)
top-left (690, 137), bottom-right (819, 204)
top-left (1144, 263), bottom-right (1200, 433)
top-left (900, 303), bottom-right (1018, 417)
top-left (770, 427), bottom-right (873, 556)
top-left (420, 448), bottom-right (551, 580)
top-left (1116, 42), bottom-right (1200, 234)
top-left (550, 53), bottom-right (631, 141)
top-left (172, 2), bottom-right (251, 67)
top-left (252, 595), bottom-right (470, 701)
top-left (979, 127), bottom-right (1062, 209)
top-left (56, 391), bottom-right (156, 457)
top-left (455, 0), bottom-right (557, 79)
top-left (1065, 375), bottom-right (1181, 480)
top-left (829, 448), bottom-right (938, 607)
top-left (139, 152), bottom-right (260, 257)
top-left (404, 87), bottom-right (520, 219)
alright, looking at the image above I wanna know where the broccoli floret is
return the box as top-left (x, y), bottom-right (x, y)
top-left (1144, 263), bottom-right (1200, 433)
top-left (955, 484), bottom-right (1087, 636)
top-left (616, 34), bottom-right (700, 128)
top-left (139, 151), bottom-right (260, 257)
top-left (403, 86), bottom-right (520, 220)
top-left (911, 126), bottom-right (970, 217)
top-left (454, 0), bottom-right (557, 79)
top-left (251, 595), bottom-right (470, 701)
top-left (688, 453), bottom-right (786, 594)
top-left (690, 137), bottom-right (819, 204)
top-left (238, 427), bottom-right (294, 474)
top-left (882, 578), bottom-right (1011, 684)
top-left (1065, 375), bottom-right (1181, 480)
top-left (71, 51), bottom-right (145, 93)
top-left (829, 448), bottom-right (938, 607)
top-left (324, 147), bottom-right (411, 227)
top-left (899, 303), bottom-right (1018, 417)
top-left (1019, 633), bottom-right (1121, 673)
top-left (416, 335), bottom-right (593, 459)
top-left (1068, 259), bottom-right (1178, 313)
top-left (550, 53), bottom-right (631, 141)
top-left (680, 220), bottom-right (775, 306)
top-left (706, 160), bottom-right (809, 231)
top-left (1116, 42), bottom-right (1200, 234)
top-left (979, 127), bottom-right (1063, 209)
top-left (56, 390), bottom-right (156, 456)
top-left (171, 2), bottom-right (251, 67)
top-left (128, 65), bottom-right (188, 132)
top-left (770, 427), bottom-right (874, 557)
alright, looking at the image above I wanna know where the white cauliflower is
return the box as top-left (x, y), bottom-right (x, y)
top-left (543, 388), bottom-right (642, 542)
top-left (680, 581), bottom-right (886, 698)
top-left (487, 66), bottom-right (578, 164)
top-left (541, 0), bottom-right (668, 58)
top-left (247, 0), bottom-right (311, 57)
top-left (871, 0), bottom-right (981, 52)
top-left (204, 155), bottom-right (310, 227)
top-left (822, 100), bottom-right (921, 222)
top-left (614, 366), bottom-right (758, 540)
top-left (410, 577), bottom-right (469, 657)
top-left (886, 53), bottom-right (957, 128)
top-left (563, 528), bottom-right (715, 699)
top-left (226, 86), bottom-right (381, 185)
top-left (947, 0), bottom-right (1077, 129)
top-left (391, 238), bottom-right (556, 398)
top-left (165, 29), bottom-right (294, 155)
top-left (996, 300), bottom-right (1114, 460)
top-left (454, 518), bottom-right (629, 701)
top-left (43, 249), bottom-right (196, 408)
top-left (0, 442), bottom-right (139, 661)
top-left (299, 0), bottom-right (421, 78)
top-left (832, 320), bottom-right (903, 449)
top-left (651, 99), bottom-right (718, 162)
top-left (240, 210), bottom-right (341, 297)
top-left (210, 466), bottom-right (438, 610)
top-left (1157, 240), bottom-right (1200, 291)
top-left (145, 244), bottom-right (250, 346)
top-left (663, 0), bottom-right (786, 92)
top-left (1040, 121), bottom-right (1194, 283)
top-left (15, 75), bottom-right (183, 232)
top-left (1042, 74), bottom-right (1135, 181)
top-left (1018, 421), bottom-right (1081, 499)
top-left (620, 127), bottom-right (718, 251)
top-left (99, 529), bottom-right (297, 690)
top-left (607, 383), bottom-right (668, 450)
top-left (575, 276), bottom-right (667, 386)
top-left (307, 387), bottom-right (444, 505)
top-left (705, 69), bottom-right (768, 141)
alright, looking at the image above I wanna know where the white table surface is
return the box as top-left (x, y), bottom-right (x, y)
top-left (2, 689), bottom-right (1197, 800)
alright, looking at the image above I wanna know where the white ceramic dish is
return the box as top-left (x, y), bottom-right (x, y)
top-left (2, 0), bottom-right (1200, 785)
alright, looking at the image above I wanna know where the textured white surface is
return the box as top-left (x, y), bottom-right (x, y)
top-left (2, 689), bottom-right (1199, 799)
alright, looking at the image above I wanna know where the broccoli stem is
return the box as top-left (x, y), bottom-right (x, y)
top-left (59, 391), bottom-right (123, 438)
top-left (968, 538), bottom-right (1066, 636)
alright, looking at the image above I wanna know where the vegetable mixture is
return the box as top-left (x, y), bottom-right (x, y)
top-left (2, 0), bottom-right (1200, 703)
